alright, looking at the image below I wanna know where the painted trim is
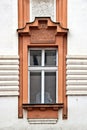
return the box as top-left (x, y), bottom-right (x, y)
top-left (18, 0), bottom-right (67, 28)
top-left (18, 0), bottom-right (68, 119)
top-left (56, 0), bottom-right (67, 27)
top-left (18, 0), bottom-right (30, 28)
top-left (18, 18), bottom-right (68, 119)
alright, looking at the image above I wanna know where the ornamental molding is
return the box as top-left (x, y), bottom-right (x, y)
top-left (17, 17), bottom-right (68, 44)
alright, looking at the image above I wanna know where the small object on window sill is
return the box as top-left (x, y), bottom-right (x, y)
top-left (22, 103), bottom-right (64, 111)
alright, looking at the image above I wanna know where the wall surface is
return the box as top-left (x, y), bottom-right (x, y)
top-left (0, 0), bottom-right (87, 130)
top-left (0, 0), bottom-right (19, 129)
top-left (68, 0), bottom-right (87, 55)
top-left (0, 0), bottom-right (18, 55)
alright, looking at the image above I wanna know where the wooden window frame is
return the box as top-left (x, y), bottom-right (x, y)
top-left (18, 0), bottom-right (68, 119)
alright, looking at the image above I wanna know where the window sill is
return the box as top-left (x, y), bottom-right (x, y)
top-left (23, 103), bottom-right (63, 111)
top-left (23, 103), bottom-right (63, 119)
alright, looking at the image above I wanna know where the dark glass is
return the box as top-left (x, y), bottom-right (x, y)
top-left (30, 72), bottom-right (41, 104)
top-left (30, 50), bottom-right (41, 66)
top-left (45, 72), bottom-right (56, 104)
top-left (45, 50), bottom-right (56, 66)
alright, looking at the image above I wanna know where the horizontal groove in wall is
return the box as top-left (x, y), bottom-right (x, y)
top-left (0, 61), bottom-right (19, 65)
top-left (67, 61), bottom-right (87, 65)
top-left (0, 76), bottom-right (19, 81)
top-left (0, 55), bottom-right (19, 59)
top-left (0, 86), bottom-right (19, 91)
top-left (66, 91), bottom-right (87, 95)
top-left (67, 85), bottom-right (87, 90)
top-left (67, 71), bottom-right (87, 75)
top-left (0, 71), bottom-right (19, 75)
top-left (66, 55), bottom-right (87, 59)
top-left (0, 91), bottom-right (19, 96)
top-left (67, 66), bottom-right (87, 70)
top-left (0, 81), bottom-right (19, 86)
top-left (67, 75), bottom-right (87, 80)
top-left (0, 56), bottom-right (19, 96)
top-left (66, 55), bottom-right (87, 95)
top-left (0, 66), bottom-right (19, 70)
top-left (67, 82), bottom-right (87, 85)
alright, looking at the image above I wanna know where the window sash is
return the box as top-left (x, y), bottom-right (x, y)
top-left (28, 48), bottom-right (58, 104)
top-left (28, 70), bottom-right (58, 104)
top-left (28, 48), bottom-right (58, 66)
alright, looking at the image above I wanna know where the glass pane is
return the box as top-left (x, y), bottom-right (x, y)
top-left (45, 50), bottom-right (56, 66)
top-left (45, 72), bottom-right (56, 104)
top-left (30, 72), bottom-right (41, 104)
top-left (30, 50), bottom-right (41, 66)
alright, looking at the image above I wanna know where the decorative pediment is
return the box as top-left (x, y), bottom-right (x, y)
top-left (17, 17), bottom-right (68, 44)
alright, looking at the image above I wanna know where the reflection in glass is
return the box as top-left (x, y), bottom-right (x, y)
top-left (30, 50), bottom-right (41, 66)
top-left (30, 72), bottom-right (41, 104)
top-left (45, 72), bottom-right (56, 104)
top-left (45, 50), bottom-right (56, 66)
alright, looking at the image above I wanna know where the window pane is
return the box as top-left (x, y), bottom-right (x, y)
top-left (45, 72), bottom-right (56, 104)
top-left (30, 72), bottom-right (41, 104)
top-left (45, 50), bottom-right (56, 66)
top-left (30, 50), bottom-right (41, 66)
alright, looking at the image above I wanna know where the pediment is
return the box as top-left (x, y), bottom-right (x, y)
top-left (17, 17), bottom-right (68, 44)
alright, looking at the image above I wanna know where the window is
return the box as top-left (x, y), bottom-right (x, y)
top-left (18, 0), bottom-right (68, 121)
top-left (28, 48), bottom-right (58, 104)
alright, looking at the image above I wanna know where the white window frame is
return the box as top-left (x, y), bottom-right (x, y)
top-left (28, 48), bottom-right (58, 104)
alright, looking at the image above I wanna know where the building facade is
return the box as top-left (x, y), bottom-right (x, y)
top-left (0, 0), bottom-right (87, 130)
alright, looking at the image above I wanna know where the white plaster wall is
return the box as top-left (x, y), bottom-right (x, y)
top-left (27, 97), bottom-right (87, 130)
top-left (0, 97), bottom-right (18, 128)
top-left (68, 0), bottom-right (87, 55)
top-left (0, 0), bottom-right (18, 55)
top-left (0, 96), bottom-right (87, 130)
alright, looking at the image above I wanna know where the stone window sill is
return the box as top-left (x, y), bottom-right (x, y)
top-left (23, 103), bottom-right (63, 111)
top-left (23, 103), bottom-right (63, 119)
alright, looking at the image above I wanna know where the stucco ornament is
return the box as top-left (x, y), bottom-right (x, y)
top-left (31, 0), bottom-right (55, 21)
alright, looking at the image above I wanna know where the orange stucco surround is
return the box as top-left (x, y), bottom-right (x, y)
top-left (18, 0), bottom-right (68, 119)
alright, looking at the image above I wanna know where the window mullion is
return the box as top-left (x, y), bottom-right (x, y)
top-left (41, 49), bottom-right (45, 103)
top-left (42, 49), bottom-right (44, 66)
top-left (41, 71), bottom-right (44, 103)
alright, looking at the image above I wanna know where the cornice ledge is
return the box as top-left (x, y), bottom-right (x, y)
top-left (17, 17), bottom-right (68, 35)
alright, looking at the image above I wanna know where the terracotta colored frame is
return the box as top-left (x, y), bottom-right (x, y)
top-left (18, 0), bottom-right (68, 119)
top-left (18, 0), bottom-right (67, 28)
